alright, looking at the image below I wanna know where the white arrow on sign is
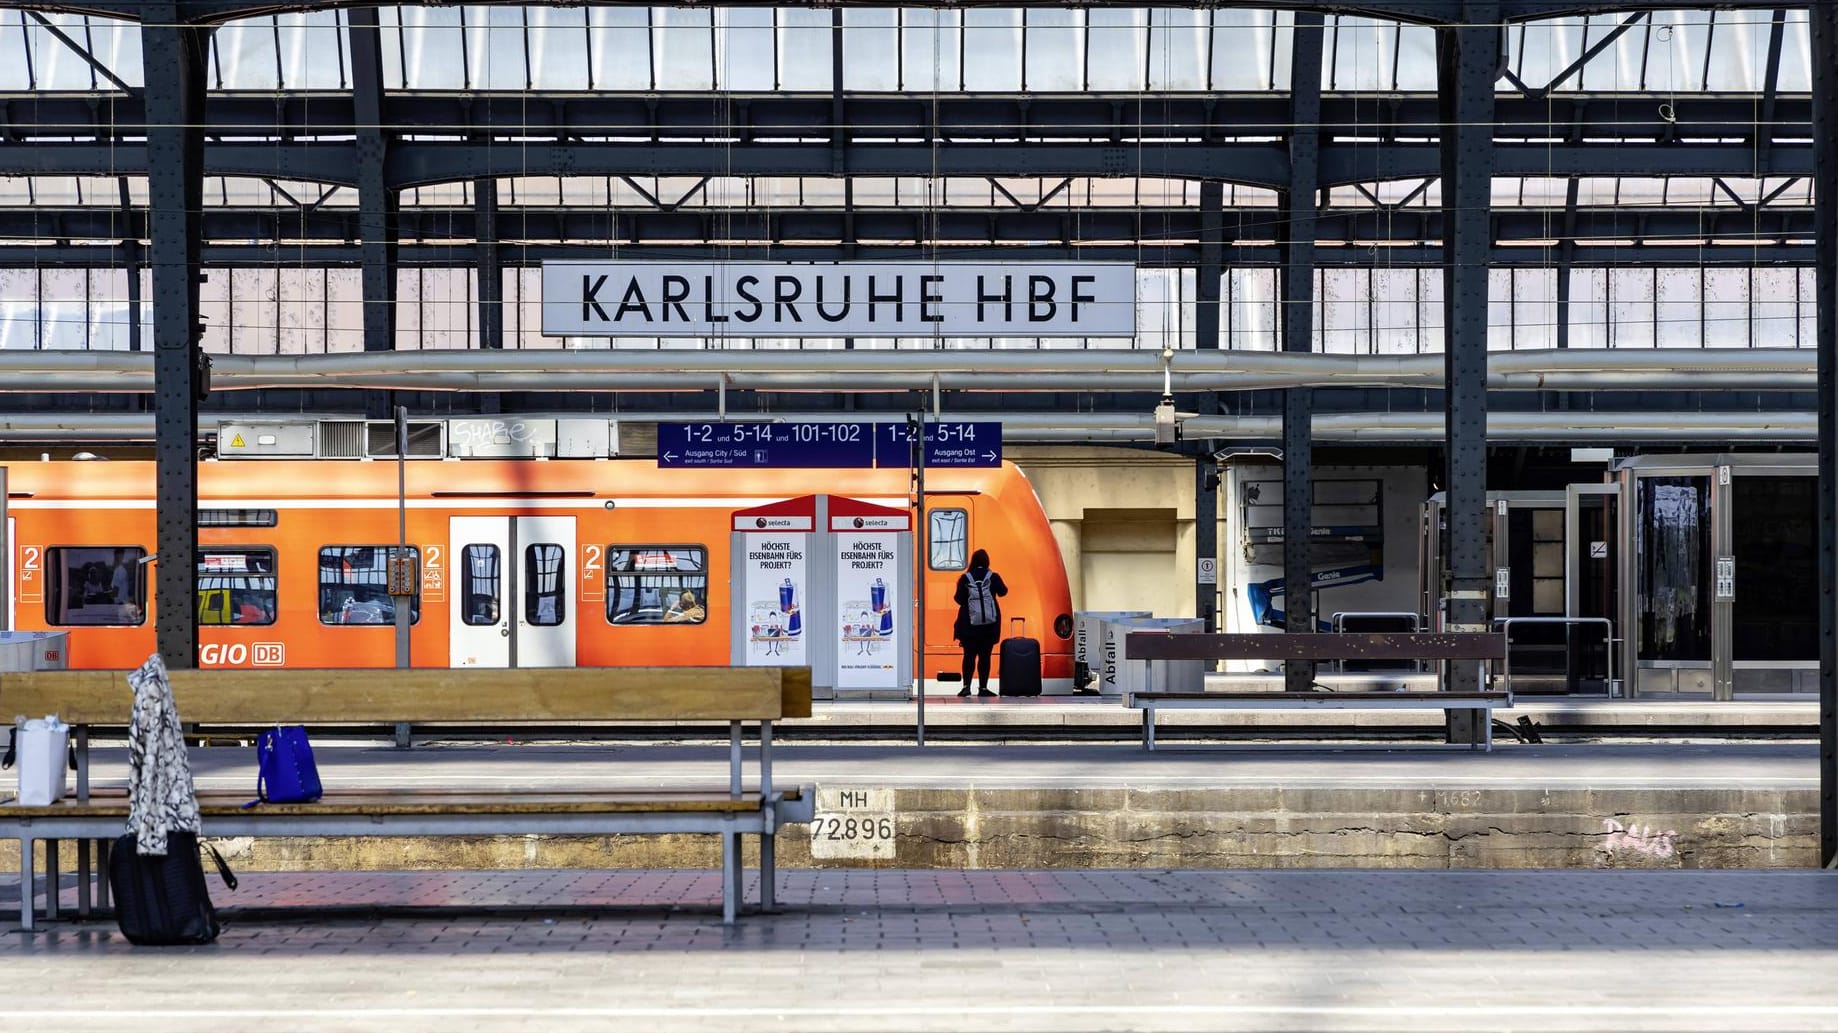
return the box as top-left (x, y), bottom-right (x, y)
top-left (661, 451), bottom-right (677, 462)
top-left (982, 451), bottom-right (998, 462)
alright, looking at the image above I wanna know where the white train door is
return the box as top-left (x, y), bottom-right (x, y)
top-left (449, 515), bottom-right (577, 668)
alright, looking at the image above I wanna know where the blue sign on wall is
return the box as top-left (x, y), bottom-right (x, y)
top-left (876, 422), bottom-right (1003, 468)
top-left (658, 422), bottom-right (879, 469)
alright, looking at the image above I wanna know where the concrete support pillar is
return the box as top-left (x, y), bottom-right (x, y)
top-left (1281, 13), bottom-right (1324, 691)
top-left (141, 8), bottom-right (209, 668)
top-left (1437, 7), bottom-right (1500, 744)
top-left (1809, 1), bottom-right (1837, 869)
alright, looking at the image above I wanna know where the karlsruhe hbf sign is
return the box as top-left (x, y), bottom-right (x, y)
top-left (541, 261), bottom-right (1136, 338)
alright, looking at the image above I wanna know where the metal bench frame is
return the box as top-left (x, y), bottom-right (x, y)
top-left (2, 667), bottom-right (813, 931)
top-left (1123, 632), bottom-right (1512, 752)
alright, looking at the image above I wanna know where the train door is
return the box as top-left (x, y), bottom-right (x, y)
top-left (448, 516), bottom-right (577, 668)
top-left (1565, 482), bottom-right (1620, 695)
top-left (1622, 467), bottom-right (1715, 697)
top-left (923, 500), bottom-right (972, 688)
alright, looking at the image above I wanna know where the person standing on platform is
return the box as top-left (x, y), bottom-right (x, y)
top-left (952, 549), bottom-right (1008, 698)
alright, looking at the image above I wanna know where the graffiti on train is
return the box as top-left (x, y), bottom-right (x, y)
top-left (199, 642), bottom-right (287, 667)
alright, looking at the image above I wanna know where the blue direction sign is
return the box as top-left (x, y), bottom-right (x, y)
top-left (658, 421), bottom-right (877, 469)
top-left (876, 421), bottom-right (1003, 468)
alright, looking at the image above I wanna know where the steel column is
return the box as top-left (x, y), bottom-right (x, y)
top-left (1197, 459), bottom-right (1218, 632)
top-left (1196, 180), bottom-right (1223, 352)
top-left (475, 175), bottom-right (503, 352)
top-left (141, 8), bottom-right (209, 668)
top-left (1281, 13), bottom-right (1324, 691)
top-left (349, 8), bottom-right (398, 356)
top-left (1438, 9), bottom-right (1500, 745)
top-left (124, 240), bottom-right (142, 353)
top-left (1811, 0), bottom-right (1838, 870)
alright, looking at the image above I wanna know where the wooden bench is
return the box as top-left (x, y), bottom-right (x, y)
top-left (0, 665), bottom-right (813, 930)
top-left (1122, 632), bottom-right (1511, 751)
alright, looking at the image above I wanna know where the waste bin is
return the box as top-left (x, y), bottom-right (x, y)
top-left (0, 631), bottom-right (69, 672)
top-left (1097, 616), bottom-right (1204, 697)
top-left (1072, 611), bottom-right (1149, 693)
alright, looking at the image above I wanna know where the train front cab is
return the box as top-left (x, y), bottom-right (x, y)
top-left (920, 475), bottom-right (1076, 695)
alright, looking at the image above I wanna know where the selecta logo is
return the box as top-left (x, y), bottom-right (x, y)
top-left (199, 642), bottom-right (286, 667)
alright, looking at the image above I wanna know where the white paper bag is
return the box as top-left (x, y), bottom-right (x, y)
top-left (15, 716), bottom-right (69, 806)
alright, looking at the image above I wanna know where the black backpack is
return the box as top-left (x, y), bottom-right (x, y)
top-left (110, 830), bottom-right (237, 946)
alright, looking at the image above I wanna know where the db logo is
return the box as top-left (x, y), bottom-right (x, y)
top-left (199, 642), bottom-right (286, 667)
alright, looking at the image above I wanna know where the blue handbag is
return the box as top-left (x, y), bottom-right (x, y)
top-left (253, 725), bottom-right (323, 804)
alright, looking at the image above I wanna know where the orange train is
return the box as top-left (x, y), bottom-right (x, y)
top-left (2, 458), bottom-right (1075, 691)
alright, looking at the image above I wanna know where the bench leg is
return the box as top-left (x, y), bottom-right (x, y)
top-left (18, 838), bottom-right (34, 932)
top-left (76, 839), bottom-right (91, 917)
top-left (720, 827), bottom-right (737, 926)
top-left (43, 840), bottom-right (58, 922)
top-left (96, 838), bottom-right (110, 912)
top-left (760, 832), bottom-right (777, 913)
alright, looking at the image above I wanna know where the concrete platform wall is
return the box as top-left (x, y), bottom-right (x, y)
top-left (36, 785), bottom-right (1805, 875)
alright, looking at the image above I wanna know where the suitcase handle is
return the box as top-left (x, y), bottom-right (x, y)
top-left (1009, 616), bottom-right (1027, 636)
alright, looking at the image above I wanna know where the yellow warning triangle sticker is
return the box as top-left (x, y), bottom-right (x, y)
top-left (230, 434), bottom-right (245, 448)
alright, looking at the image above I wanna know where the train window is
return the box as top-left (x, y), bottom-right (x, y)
top-left (524, 544), bottom-right (566, 627)
top-left (45, 546), bottom-right (146, 626)
top-left (605, 545), bottom-right (708, 625)
top-left (318, 545), bottom-right (421, 626)
top-left (929, 509), bottom-right (968, 570)
top-left (460, 544), bottom-right (501, 626)
top-left (197, 548), bottom-right (277, 626)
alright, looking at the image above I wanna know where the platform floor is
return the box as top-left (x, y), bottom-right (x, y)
top-left (5, 868), bottom-right (1836, 1032)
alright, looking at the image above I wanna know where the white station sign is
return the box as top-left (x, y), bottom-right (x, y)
top-left (541, 261), bottom-right (1137, 337)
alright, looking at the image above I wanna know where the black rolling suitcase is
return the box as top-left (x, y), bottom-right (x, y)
top-left (999, 617), bottom-right (1043, 697)
top-left (110, 830), bottom-right (237, 946)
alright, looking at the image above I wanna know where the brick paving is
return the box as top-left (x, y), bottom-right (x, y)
top-left (5, 868), bottom-right (1838, 1031)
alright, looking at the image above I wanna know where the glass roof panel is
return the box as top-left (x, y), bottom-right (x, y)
top-left (1328, 16), bottom-right (1399, 92)
top-left (527, 8), bottom-right (588, 90)
top-left (26, 14), bottom-right (101, 90)
top-left (0, 14), bottom-right (29, 91)
top-left (1779, 11), bottom-right (1811, 92)
top-left (841, 11), bottom-right (897, 92)
top-left (715, 9), bottom-right (775, 91)
top-left (275, 12), bottom-right (346, 90)
top-left (778, 10), bottom-right (832, 92)
top-left (900, 10), bottom-right (962, 92)
top-left (466, 5), bottom-right (528, 92)
top-left (213, 17), bottom-right (280, 90)
top-left (399, 6), bottom-right (466, 90)
top-left (90, 17), bottom-right (143, 89)
top-left (1148, 10), bottom-right (1207, 92)
top-left (588, 8), bottom-right (651, 91)
top-left (654, 8), bottom-right (713, 91)
top-left (1026, 9), bottom-right (1083, 92)
top-left (963, 10), bottom-right (1021, 92)
top-left (1213, 10), bottom-right (1291, 91)
top-left (1090, 10), bottom-right (1147, 92)
top-left (1650, 11), bottom-right (1715, 92)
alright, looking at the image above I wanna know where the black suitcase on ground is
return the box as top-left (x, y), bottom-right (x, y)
top-left (110, 830), bottom-right (236, 946)
top-left (999, 617), bottom-right (1043, 697)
